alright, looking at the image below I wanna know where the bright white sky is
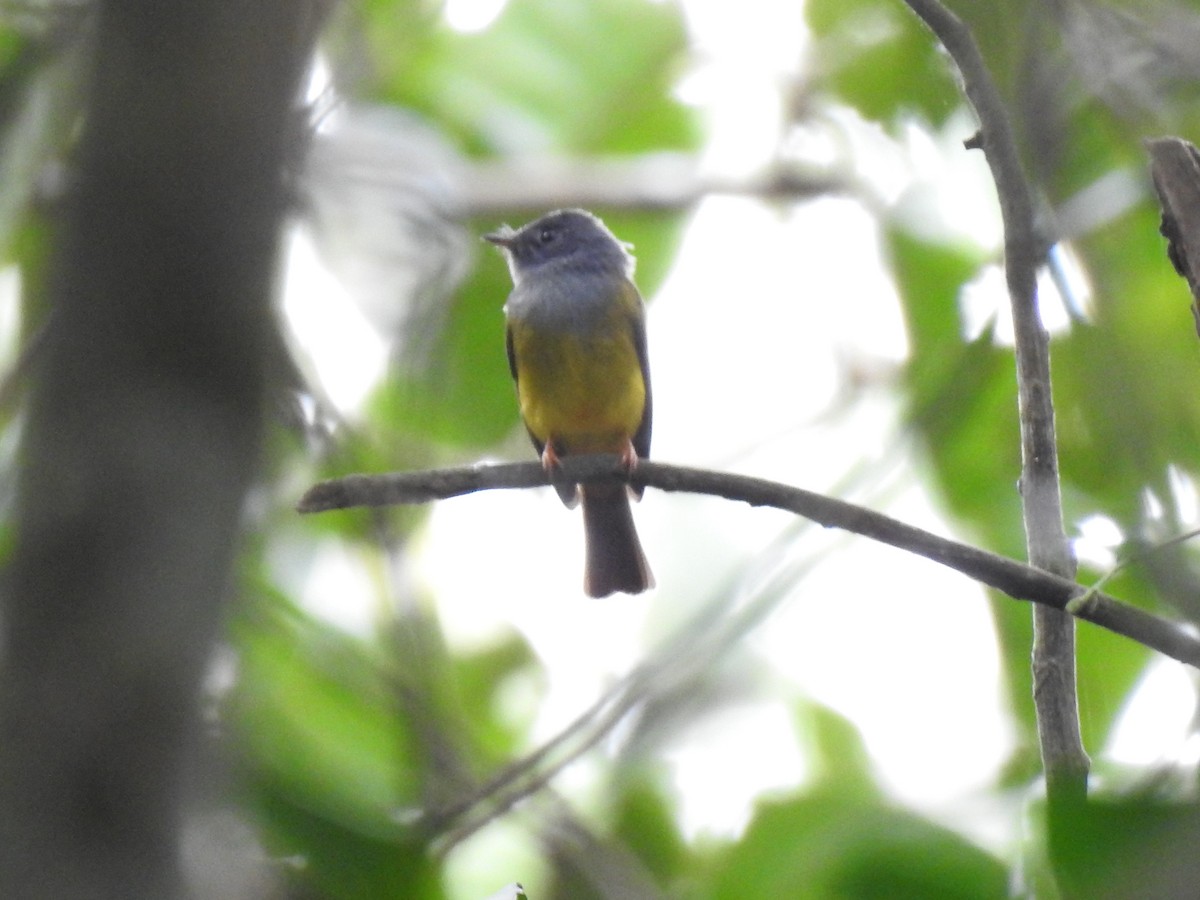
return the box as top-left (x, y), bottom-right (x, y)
top-left (277, 0), bottom-right (1200, 894)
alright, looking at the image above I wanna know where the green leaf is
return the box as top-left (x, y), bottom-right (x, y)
top-left (232, 598), bottom-right (423, 835)
top-left (611, 771), bottom-right (690, 886)
top-left (806, 0), bottom-right (960, 127)
top-left (256, 782), bottom-right (446, 900)
top-left (705, 788), bottom-right (1008, 899)
top-left (368, 0), bottom-right (700, 157)
top-left (887, 228), bottom-right (1024, 554)
top-left (1047, 794), bottom-right (1200, 900)
top-left (452, 632), bottom-right (540, 767)
top-left (1058, 203), bottom-right (1200, 531)
top-left (369, 240), bottom-right (520, 448)
top-left (796, 700), bottom-right (874, 793)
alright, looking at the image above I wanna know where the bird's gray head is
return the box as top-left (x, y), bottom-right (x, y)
top-left (484, 208), bottom-right (634, 284)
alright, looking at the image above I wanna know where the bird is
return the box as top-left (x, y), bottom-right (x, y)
top-left (485, 208), bottom-right (653, 597)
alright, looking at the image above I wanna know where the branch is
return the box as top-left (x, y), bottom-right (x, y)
top-left (303, 111), bottom-right (843, 216)
top-left (298, 457), bottom-right (1200, 670)
top-left (1147, 136), bottom-right (1200, 335)
top-left (0, 3), bottom-right (320, 897)
top-left (900, 0), bottom-right (1088, 803)
top-left (458, 154), bottom-right (841, 214)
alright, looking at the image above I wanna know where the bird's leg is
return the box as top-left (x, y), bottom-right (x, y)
top-left (541, 440), bottom-right (579, 507)
top-left (618, 438), bottom-right (638, 472)
top-left (540, 441), bottom-right (563, 472)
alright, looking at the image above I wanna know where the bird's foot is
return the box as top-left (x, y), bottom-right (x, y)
top-left (618, 440), bottom-right (639, 472)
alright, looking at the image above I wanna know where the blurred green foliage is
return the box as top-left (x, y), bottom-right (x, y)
top-left (363, 0), bottom-right (697, 157)
top-left (702, 701), bottom-right (1008, 899)
top-left (706, 789), bottom-right (1008, 900)
top-left (350, 0), bottom-right (697, 450)
top-left (6, 0), bottom-right (1200, 896)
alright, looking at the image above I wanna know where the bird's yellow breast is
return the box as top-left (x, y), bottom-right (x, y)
top-left (509, 320), bottom-right (645, 455)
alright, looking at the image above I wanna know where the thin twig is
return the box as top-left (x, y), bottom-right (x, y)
top-left (1072, 526), bottom-right (1200, 608)
top-left (430, 667), bottom-right (648, 852)
top-left (427, 485), bottom-right (850, 851)
top-left (900, 0), bottom-right (1088, 803)
top-left (299, 456), bottom-right (1200, 669)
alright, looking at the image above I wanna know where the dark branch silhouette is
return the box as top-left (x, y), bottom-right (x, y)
top-left (299, 456), bottom-right (1200, 670)
top-left (1148, 136), bottom-right (1200, 333)
top-left (0, 4), bottom-right (320, 898)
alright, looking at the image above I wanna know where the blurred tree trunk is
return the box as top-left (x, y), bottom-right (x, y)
top-left (0, 3), bottom-right (317, 898)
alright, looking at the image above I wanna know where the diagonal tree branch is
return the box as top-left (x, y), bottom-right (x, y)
top-left (900, 0), bottom-right (1088, 805)
top-left (299, 457), bottom-right (1200, 670)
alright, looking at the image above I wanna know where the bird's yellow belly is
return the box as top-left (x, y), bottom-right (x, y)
top-left (512, 327), bottom-right (645, 455)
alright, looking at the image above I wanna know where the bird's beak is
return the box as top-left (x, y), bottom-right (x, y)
top-left (483, 225), bottom-right (516, 248)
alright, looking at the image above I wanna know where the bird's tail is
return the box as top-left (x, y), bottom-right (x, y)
top-left (580, 484), bottom-right (653, 597)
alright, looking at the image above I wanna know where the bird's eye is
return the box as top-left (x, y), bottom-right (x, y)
top-left (537, 227), bottom-right (558, 245)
